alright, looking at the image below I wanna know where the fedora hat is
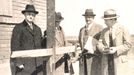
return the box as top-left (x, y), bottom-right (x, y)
top-left (22, 4), bottom-right (38, 14)
top-left (82, 9), bottom-right (96, 16)
top-left (55, 12), bottom-right (64, 21)
top-left (102, 9), bottom-right (119, 19)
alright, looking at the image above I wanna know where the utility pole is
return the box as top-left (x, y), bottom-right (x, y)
top-left (47, 0), bottom-right (55, 75)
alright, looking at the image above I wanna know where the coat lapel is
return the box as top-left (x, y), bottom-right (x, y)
top-left (104, 29), bottom-right (110, 47)
top-left (114, 26), bottom-right (122, 38)
top-left (88, 24), bottom-right (95, 36)
top-left (86, 23), bottom-right (96, 36)
top-left (23, 20), bottom-right (34, 36)
top-left (103, 24), bottom-right (122, 47)
top-left (26, 25), bottom-right (35, 36)
top-left (100, 28), bottom-right (110, 47)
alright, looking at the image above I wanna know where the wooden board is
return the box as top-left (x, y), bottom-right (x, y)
top-left (11, 46), bottom-right (75, 58)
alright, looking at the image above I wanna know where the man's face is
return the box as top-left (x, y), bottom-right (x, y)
top-left (24, 12), bottom-right (36, 23)
top-left (104, 19), bottom-right (116, 27)
top-left (85, 16), bottom-right (94, 25)
top-left (55, 21), bottom-right (61, 27)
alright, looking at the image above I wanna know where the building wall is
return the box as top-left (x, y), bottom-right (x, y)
top-left (0, 0), bottom-right (47, 74)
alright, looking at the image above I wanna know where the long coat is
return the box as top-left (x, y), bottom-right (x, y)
top-left (11, 20), bottom-right (44, 75)
top-left (79, 23), bottom-right (103, 75)
top-left (97, 23), bottom-right (132, 75)
top-left (49, 26), bottom-right (66, 75)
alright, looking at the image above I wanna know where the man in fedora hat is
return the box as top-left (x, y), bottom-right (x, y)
top-left (97, 9), bottom-right (132, 75)
top-left (42, 12), bottom-right (75, 75)
top-left (54, 12), bottom-right (68, 75)
top-left (78, 9), bottom-right (103, 75)
top-left (11, 4), bottom-right (44, 75)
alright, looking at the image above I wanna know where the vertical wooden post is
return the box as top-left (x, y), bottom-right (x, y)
top-left (47, 0), bottom-right (55, 48)
top-left (47, 0), bottom-right (55, 75)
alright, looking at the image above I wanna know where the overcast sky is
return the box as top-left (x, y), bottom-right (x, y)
top-left (56, 0), bottom-right (134, 36)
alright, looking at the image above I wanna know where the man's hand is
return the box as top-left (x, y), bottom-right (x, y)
top-left (19, 65), bottom-right (24, 69)
top-left (102, 47), bottom-right (110, 54)
top-left (16, 64), bottom-right (24, 72)
top-left (101, 47), bottom-right (116, 54)
top-left (108, 47), bottom-right (117, 54)
top-left (97, 40), bottom-right (105, 53)
top-left (70, 57), bottom-right (79, 63)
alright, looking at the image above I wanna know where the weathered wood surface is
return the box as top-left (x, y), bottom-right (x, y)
top-left (11, 46), bottom-right (75, 58)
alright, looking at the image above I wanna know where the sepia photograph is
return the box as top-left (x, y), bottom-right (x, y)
top-left (0, 0), bottom-right (134, 75)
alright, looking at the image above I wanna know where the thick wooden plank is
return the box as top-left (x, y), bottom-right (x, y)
top-left (11, 48), bottom-right (52, 58)
top-left (11, 46), bottom-right (75, 58)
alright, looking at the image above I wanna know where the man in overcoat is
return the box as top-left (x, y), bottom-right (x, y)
top-left (54, 12), bottom-right (67, 75)
top-left (11, 4), bottom-right (44, 75)
top-left (97, 9), bottom-right (132, 75)
top-left (78, 9), bottom-right (103, 75)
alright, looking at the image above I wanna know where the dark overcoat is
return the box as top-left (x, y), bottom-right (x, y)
top-left (79, 23), bottom-right (103, 75)
top-left (11, 20), bottom-right (44, 75)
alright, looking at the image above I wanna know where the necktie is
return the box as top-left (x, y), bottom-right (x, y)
top-left (29, 24), bottom-right (33, 30)
top-left (108, 28), bottom-right (115, 75)
top-left (109, 29), bottom-right (113, 47)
